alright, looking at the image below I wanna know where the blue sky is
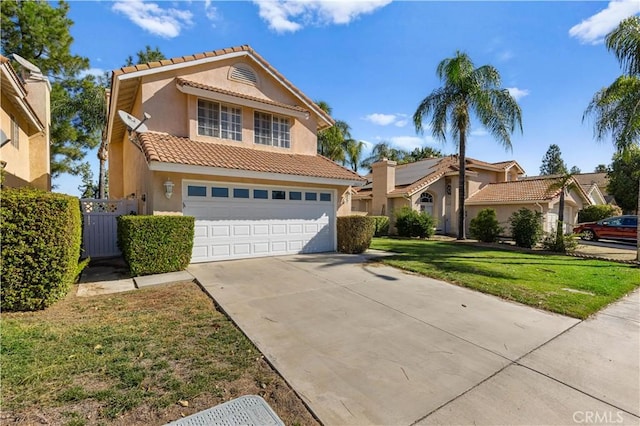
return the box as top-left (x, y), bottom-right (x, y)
top-left (54, 0), bottom-right (640, 196)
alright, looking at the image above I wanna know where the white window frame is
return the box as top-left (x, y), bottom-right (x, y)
top-left (10, 114), bottom-right (19, 148)
top-left (197, 99), bottom-right (242, 141)
top-left (418, 191), bottom-right (434, 216)
top-left (254, 111), bottom-right (290, 148)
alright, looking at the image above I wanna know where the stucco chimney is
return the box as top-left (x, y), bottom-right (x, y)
top-left (371, 158), bottom-right (396, 216)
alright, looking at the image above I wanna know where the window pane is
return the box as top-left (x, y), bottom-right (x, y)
top-left (220, 105), bottom-right (242, 141)
top-left (254, 112), bottom-right (272, 145)
top-left (197, 99), bottom-right (219, 137)
top-left (212, 187), bottom-right (229, 198)
top-left (320, 193), bottom-right (331, 202)
top-left (254, 189), bottom-right (268, 199)
top-left (272, 190), bottom-right (286, 200)
top-left (187, 185), bottom-right (207, 197)
top-left (233, 188), bottom-right (250, 198)
top-left (305, 192), bottom-right (317, 201)
top-left (289, 191), bottom-right (302, 200)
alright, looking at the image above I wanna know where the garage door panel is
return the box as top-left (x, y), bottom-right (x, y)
top-left (184, 184), bottom-right (335, 262)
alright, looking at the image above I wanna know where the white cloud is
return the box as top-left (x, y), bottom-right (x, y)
top-left (364, 112), bottom-right (409, 127)
top-left (498, 50), bottom-right (513, 62)
top-left (252, 0), bottom-right (392, 33)
top-left (569, 0), bottom-right (640, 45)
top-left (365, 113), bottom-right (397, 126)
top-left (507, 87), bottom-right (530, 101)
top-left (112, 0), bottom-right (193, 38)
top-left (204, 0), bottom-right (218, 21)
top-left (470, 129), bottom-right (488, 137)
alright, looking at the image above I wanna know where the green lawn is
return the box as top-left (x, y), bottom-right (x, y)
top-left (0, 282), bottom-right (317, 426)
top-left (370, 238), bottom-right (640, 319)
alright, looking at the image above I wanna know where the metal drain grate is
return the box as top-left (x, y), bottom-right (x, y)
top-left (166, 395), bottom-right (285, 426)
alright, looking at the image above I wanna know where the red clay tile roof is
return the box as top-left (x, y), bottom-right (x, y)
top-left (176, 78), bottom-right (307, 113)
top-left (138, 132), bottom-right (365, 182)
top-left (466, 176), bottom-right (588, 204)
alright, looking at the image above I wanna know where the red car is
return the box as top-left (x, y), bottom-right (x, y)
top-left (573, 215), bottom-right (638, 243)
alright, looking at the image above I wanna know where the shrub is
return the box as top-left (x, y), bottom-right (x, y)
top-left (469, 208), bottom-right (503, 242)
top-left (117, 215), bottom-right (195, 276)
top-left (337, 216), bottom-right (375, 254)
top-left (1, 188), bottom-right (83, 311)
top-left (542, 232), bottom-right (579, 253)
top-left (370, 216), bottom-right (390, 236)
top-left (394, 207), bottom-right (436, 238)
top-left (509, 208), bottom-right (543, 248)
top-left (577, 204), bottom-right (622, 223)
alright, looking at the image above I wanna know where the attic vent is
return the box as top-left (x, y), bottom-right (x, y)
top-left (229, 64), bottom-right (258, 86)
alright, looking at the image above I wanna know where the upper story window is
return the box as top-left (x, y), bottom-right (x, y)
top-left (254, 112), bottom-right (290, 148)
top-left (10, 114), bottom-right (19, 148)
top-left (198, 99), bottom-right (242, 141)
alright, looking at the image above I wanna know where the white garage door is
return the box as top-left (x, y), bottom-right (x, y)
top-left (182, 181), bottom-right (336, 263)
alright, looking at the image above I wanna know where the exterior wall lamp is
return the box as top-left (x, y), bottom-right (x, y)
top-left (164, 179), bottom-right (174, 199)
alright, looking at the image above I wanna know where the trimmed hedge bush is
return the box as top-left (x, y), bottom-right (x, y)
top-left (509, 208), bottom-right (543, 248)
top-left (1, 188), bottom-right (83, 311)
top-left (117, 215), bottom-right (195, 276)
top-left (370, 215), bottom-right (390, 236)
top-left (394, 206), bottom-right (436, 238)
top-left (469, 208), bottom-right (503, 242)
top-left (337, 216), bottom-right (375, 254)
top-left (577, 204), bottom-right (622, 223)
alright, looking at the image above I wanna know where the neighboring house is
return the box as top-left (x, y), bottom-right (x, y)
top-left (572, 172), bottom-right (612, 205)
top-left (352, 156), bottom-right (525, 235)
top-left (466, 176), bottom-right (594, 234)
top-left (352, 156), bottom-right (595, 235)
top-left (106, 45), bottom-right (364, 263)
top-left (0, 55), bottom-right (51, 190)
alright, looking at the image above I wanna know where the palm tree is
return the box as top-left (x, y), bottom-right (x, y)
top-left (547, 173), bottom-right (578, 252)
top-left (413, 51), bottom-right (523, 239)
top-left (360, 142), bottom-right (408, 171)
top-left (315, 100), bottom-right (349, 163)
top-left (345, 139), bottom-right (365, 172)
top-left (584, 16), bottom-right (640, 260)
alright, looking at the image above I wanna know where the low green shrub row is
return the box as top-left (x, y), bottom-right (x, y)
top-left (1, 188), bottom-right (83, 311)
top-left (577, 204), bottom-right (622, 223)
top-left (337, 216), bottom-right (375, 254)
top-left (117, 215), bottom-right (194, 276)
top-left (469, 208), bottom-right (503, 242)
top-left (370, 215), bottom-right (390, 236)
top-left (509, 208), bottom-right (543, 248)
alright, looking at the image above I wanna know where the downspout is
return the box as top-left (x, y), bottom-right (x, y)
top-left (535, 202), bottom-right (545, 232)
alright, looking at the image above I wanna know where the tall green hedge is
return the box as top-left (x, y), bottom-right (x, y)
top-left (337, 216), bottom-right (375, 254)
top-left (577, 204), bottom-right (622, 223)
top-left (370, 216), bottom-right (390, 236)
top-left (1, 188), bottom-right (83, 311)
top-left (117, 215), bottom-right (195, 276)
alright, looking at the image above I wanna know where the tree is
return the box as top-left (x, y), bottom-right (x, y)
top-left (584, 16), bottom-right (640, 259)
top-left (77, 162), bottom-right (98, 198)
top-left (125, 45), bottom-right (166, 66)
top-left (345, 139), bottom-right (365, 172)
top-left (607, 146), bottom-right (640, 213)
top-left (413, 51), bottom-right (522, 239)
top-left (405, 146), bottom-right (443, 163)
top-left (1, 0), bottom-right (103, 179)
top-left (316, 101), bottom-right (349, 163)
top-left (547, 173), bottom-right (578, 252)
top-left (594, 164), bottom-right (608, 173)
top-left (540, 144), bottom-right (568, 175)
top-left (570, 165), bottom-right (582, 174)
top-left (360, 142), bottom-right (408, 171)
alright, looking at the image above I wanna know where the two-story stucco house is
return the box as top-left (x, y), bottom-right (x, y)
top-left (106, 45), bottom-right (364, 263)
top-left (352, 156), bottom-right (595, 235)
top-left (0, 55), bottom-right (51, 190)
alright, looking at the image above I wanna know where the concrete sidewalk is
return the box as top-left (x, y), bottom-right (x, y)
top-left (189, 253), bottom-right (640, 425)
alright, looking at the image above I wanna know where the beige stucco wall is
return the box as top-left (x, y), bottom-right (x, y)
top-left (137, 57), bottom-right (318, 156)
top-left (0, 94), bottom-right (49, 190)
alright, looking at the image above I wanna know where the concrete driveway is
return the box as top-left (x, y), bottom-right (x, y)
top-left (189, 253), bottom-right (640, 425)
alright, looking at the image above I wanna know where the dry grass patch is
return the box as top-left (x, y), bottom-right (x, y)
top-left (1, 282), bottom-right (318, 426)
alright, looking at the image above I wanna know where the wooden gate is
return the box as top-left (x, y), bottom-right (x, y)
top-left (81, 199), bottom-right (137, 258)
